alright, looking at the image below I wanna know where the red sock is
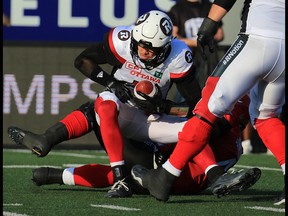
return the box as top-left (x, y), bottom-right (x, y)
top-left (74, 164), bottom-right (113, 188)
top-left (193, 143), bottom-right (217, 172)
top-left (169, 117), bottom-right (214, 170)
top-left (60, 110), bottom-right (90, 139)
top-left (169, 76), bottom-right (219, 170)
top-left (95, 99), bottom-right (124, 163)
top-left (255, 118), bottom-right (285, 166)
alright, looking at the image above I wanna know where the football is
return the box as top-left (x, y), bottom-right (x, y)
top-left (134, 80), bottom-right (157, 100)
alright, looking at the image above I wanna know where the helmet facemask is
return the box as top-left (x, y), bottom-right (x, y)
top-left (130, 36), bottom-right (171, 70)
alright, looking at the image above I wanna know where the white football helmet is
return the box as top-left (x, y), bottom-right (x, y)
top-left (130, 10), bottom-right (173, 70)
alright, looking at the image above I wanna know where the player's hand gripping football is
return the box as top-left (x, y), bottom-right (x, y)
top-left (134, 84), bottom-right (172, 114)
top-left (197, 17), bottom-right (219, 60)
top-left (108, 80), bottom-right (134, 103)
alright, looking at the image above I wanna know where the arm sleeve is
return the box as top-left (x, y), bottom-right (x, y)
top-left (74, 32), bottom-right (122, 86)
top-left (167, 7), bottom-right (179, 27)
top-left (213, 0), bottom-right (237, 12)
top-left (173, 68), bottom-right (202, 110)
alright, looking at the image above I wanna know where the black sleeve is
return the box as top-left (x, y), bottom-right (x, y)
top-left (74, 32), bottom-right (122, 86)
top-left (75, 32), bottom-right (122, 66)
top-left (172, 68), bottom-right (202, 110)
top-left (213, 0), bottom-right (237, 12)
top-left (167, 6), bottom-right (178, 27)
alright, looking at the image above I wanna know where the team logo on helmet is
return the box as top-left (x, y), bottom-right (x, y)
top-left (160, 18), bottom-right (172, 36)
top-left (135, 12), bottom-right (150, 26)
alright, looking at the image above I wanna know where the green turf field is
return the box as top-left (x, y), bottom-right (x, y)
top-left (3, 149), bottom-right (285, 216)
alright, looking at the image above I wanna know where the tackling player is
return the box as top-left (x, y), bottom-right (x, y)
top-left (131, 0), bottom-right (285, 205)
top-left (30, 96), bottom-right (260, 197)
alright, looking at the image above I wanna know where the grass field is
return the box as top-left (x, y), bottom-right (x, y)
top-left (3, 148), bottom-right (285, 216)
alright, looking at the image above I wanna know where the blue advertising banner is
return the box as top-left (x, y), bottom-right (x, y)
top-left (3, 0), bottom-right (177, 43)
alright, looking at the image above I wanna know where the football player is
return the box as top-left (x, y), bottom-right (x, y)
top-left (131, 0), bottom-right (285, 205)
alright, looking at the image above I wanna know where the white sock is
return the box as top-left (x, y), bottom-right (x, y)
top-left (62, 167), bottom-right (75, 185)
top-left (162, 160), bottom-right (182, 177)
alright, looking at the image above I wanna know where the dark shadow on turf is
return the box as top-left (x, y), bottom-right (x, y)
top-left (166, 189), bottom-right (279, 204)
top-left (46, 188), bottom-right (108, 192)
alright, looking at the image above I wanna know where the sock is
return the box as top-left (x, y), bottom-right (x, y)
top-left (111, 165), bottom-right (128, 182)
top-left (60, 110), bottom-right (90, 139)
top-left (193, 143), bottom-right (218, 173)
top-left (71, 164), bottom-right (113, 188)
top-left (169, 116), bottom-right (214, 170)
top-left (95, 99), bottom-right (124, 163)
top-left (255, 118), bottom-right (285, 166)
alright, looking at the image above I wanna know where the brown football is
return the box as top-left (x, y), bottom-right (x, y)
top-left (134, 80), bottom-right (157, 100)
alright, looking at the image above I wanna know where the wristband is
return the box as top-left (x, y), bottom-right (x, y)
top-left (90, 65), bottom-right (114, 86)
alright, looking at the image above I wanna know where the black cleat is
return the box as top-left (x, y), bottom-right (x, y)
top-left (274, 186), bottom-right (285, 205)
top-left (8, 126), bottom-right (51, 157)
top-left (105, 177), bottom-right (132, 198)
top-left (210, 168), bottom-right (261, 198)
top-left (32, 167), bottom-right (64, 186)
top-left (131, 165), bottom-right (175, 202)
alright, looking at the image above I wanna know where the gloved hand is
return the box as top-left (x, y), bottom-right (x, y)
top-left (108, 80), bottom-right (134, 103)
top-left (134, 85), bottom-right (173, 114)
top-left (197, 17), bottom-right (219, 60)
top-left (154, 144), bottom-right (174, 168)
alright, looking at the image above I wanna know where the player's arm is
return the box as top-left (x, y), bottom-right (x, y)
top-left (74, 30), bottom-right (134, 103)
top-left (173, 67), bottom-right (202, 112)
top-left (197, 0), bottom-right (236, 58)
top-left (74, 31), bottom-right (122, 87)
top-left (208, 3), bottom-right (229, 22)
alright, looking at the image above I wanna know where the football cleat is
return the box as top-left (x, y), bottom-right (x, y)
top-left (273, 186), bottom-right (285, 205)
top-left (8, 126), bottom-right (51, 157)
top-left (32, 167), bottom-right (64, 186)
top-left (210, 168), bottom-right (261, 198)
top-left (131, 165), bottom-right (175, 202)
top-left (105, 177), bottom-right (133, 198)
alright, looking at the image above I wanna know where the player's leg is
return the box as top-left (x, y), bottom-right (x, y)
top-left (160, 35), bottom-right (268, 200)
top-left (251, 77), bottom-right (285, 204)
top-left (32, 164), bottom-right (113, 188)
top-left (7, 101), bottom-right (96, 157)
top-left (146, 114), bottom-right (187, 143)
top-left (32, 138), bottom-right (154, 194)
top-left (94, 91), bottom-right (133, 198)
top-left (119, 107), bottom-right (187, 144)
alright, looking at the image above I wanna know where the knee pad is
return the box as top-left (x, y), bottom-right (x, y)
top-left (77, 101), bottom-right (105, 150)
top-left (77, 101), bottom-right (97, 131)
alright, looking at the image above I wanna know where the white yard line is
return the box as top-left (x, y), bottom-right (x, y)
top-left (3, 165), bottom-right (62, 169)
top-left (90, 204), bottom-right (141, 211)
top-left (234, 164), bottom-right (282, 172)
top-left (3, 211), bottom-right (29, 216)
top-left (3, 204), bottom-right (29, 216)
top-left (3, 203), bottom-right (23, 206)
top-left (244, 206), bottom-right (285, 213)
top-left (3, 149), bottom-right (108, 159)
